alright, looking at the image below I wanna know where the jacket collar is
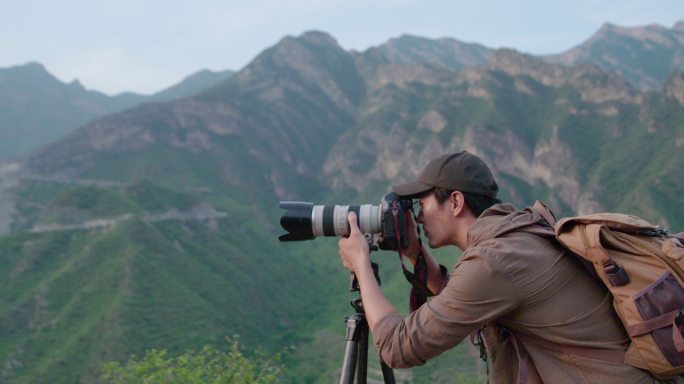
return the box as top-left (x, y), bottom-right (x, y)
top-left (466, 203), bottom-right (553, 249)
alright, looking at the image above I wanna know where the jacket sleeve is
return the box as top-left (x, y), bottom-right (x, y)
top-left (371, 248), bottom-right (520, 368)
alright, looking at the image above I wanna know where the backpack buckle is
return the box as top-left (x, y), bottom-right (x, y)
top-left (604, 260), bottom-right (630, 286)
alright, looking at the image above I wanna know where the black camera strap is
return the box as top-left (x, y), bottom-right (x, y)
top-left (405, 252), bottom-right (429, 312)
top-left (391, 202), bottom-right (433, 312)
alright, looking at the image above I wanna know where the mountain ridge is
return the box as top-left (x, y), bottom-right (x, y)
top-left (545, 20), bottom-right (684, 90)
top-left (4, 19), bottom-right (684, 162)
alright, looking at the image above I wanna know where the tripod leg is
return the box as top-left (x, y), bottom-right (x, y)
top-left (339, 313), bottom-right (364, 384)
top-left (340, 338), bottom-right (358, 384)
top-left (357, 324), bottom-right (368, 384)
top-left (380, 360), bottom-right (396, 384)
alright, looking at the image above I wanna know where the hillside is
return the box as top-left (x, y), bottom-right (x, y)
top-left (0, 182), bottom-right (341, 382)
top-left (0, 27), bottom-right (683, 384)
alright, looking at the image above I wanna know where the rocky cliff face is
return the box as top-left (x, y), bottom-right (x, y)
top-left (323, 47), bottom-right (683, 224)
top-left (664, 70), bottom-right (684, 106)
top-left (545, 21), bottom-right (684, 90)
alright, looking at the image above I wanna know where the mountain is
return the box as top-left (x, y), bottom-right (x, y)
top-left (0, 63), bottom-right (234, 161)
top-left (328, 47), bottom-right (683, 227)
top-left (1, 28), bottom-right (683, 383)
top-left (365, 34), bottom-right (493, 71)
top-left (545, 21), bottom-right (684, 90)
top-left (147, 68), bottom-right (235, 102)
top-left (21, 31), bottom-right (360, 205)
top-left (0, 63), bottom-right (146, 161)
top-left (360, 22), bottom-right (684, 92)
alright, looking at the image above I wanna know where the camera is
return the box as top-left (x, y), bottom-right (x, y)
top-left (278, 192), bottom-right (412, 251)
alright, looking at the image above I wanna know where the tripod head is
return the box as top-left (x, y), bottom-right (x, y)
top-left (349, 234), bottom-right (382, 291)
top-left (349, 261), bottom-right (381, 291)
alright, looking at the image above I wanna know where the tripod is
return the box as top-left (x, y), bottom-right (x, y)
top-left (339, 261), bottom-right (396, 384)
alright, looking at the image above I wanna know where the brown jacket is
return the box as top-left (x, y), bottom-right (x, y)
top-left (372, 204), bottom-right (656, 383)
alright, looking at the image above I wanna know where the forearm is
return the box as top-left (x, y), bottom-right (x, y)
top-left (355, 261), bottom-right (397, 330)
top-left (373, 254), bottom-right (520, 369)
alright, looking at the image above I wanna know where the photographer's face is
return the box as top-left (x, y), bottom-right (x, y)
top-left (416, 192), bottom-right (453, 248)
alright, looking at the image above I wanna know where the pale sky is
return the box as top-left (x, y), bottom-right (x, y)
top-left (1, 0), bottom-right (681, 95)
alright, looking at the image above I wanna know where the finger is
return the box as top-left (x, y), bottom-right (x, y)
top-left (338, 252), bottom-right (350, 267)
top-left (405, 211), bottom-right (416, 230)
top-left (347, 211), bottom-right (360, 234)
top-left (339, 251), bottom-right (349, 269)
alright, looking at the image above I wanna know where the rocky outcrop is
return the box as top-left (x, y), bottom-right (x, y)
top-left (664, 70), bottom-right (684, 106)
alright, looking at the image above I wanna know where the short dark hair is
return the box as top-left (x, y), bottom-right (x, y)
top-left (432, 187), bottom-right (501, 217)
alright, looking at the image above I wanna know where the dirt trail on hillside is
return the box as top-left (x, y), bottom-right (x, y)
top-left (0, 162), bottom-right (21, 235)
top-left (0, 166), bottom-right (226, 235)
top-left (28, 203), bottom-right (228, 234)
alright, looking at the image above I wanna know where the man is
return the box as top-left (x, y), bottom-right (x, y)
top-left (338, 151), bottom-right (655, 383)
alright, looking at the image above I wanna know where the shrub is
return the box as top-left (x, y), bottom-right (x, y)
top-left (101, 339), bottom-right (282, 384)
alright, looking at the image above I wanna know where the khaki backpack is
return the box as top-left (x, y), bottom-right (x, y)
top-left (533, 201), bottom-right (684, 379)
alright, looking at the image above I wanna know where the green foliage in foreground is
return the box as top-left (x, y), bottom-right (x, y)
top-left (101, 339), bottom-right (283, 384)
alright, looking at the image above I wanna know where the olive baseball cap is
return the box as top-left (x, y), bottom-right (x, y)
top-left (392, 151), bottom-right (498, 199)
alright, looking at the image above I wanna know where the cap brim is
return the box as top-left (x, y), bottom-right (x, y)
top-left (391, 180), bottom-right (434, 198)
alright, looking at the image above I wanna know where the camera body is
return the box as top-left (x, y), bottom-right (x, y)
top-left (279, 192), bottom-right (412, 251)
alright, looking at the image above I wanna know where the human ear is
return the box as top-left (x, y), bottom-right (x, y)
top-left (450, 191), bottom-right (465, 217)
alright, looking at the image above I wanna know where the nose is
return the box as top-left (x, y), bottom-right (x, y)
top-left (416, 209), bottom-right (424, 224)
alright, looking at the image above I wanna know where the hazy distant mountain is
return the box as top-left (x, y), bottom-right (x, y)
top-left (147, 68), bottom-right (235, 102)
top-left (364, 22), bottom-right (684, 91)
top-left (366, 34), bottom-right (493, 71)
top-left (0, 62), bottom-right (146, 160)
top-left (0, 64), bottom-right (234, 161)
top-left (1, 26), bottom-right (683, 384)
top-left (545, 21), bottom-right (684, 90)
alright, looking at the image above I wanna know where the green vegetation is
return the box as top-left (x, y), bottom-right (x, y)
top-left (101, 338), bottom-right (282, 384)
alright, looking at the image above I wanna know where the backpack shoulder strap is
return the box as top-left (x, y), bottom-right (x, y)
top-left (532, 201), bottom-right (557, 226)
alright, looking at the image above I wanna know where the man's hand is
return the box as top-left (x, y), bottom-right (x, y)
top-left (338, 213), bottom-right (397, 331)
top-left (338, 212), bottom-right (371, 273)
top-left (403, 210), bottom-right (448, 295)
top-left (403, 210), bottom-right (421, 262)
